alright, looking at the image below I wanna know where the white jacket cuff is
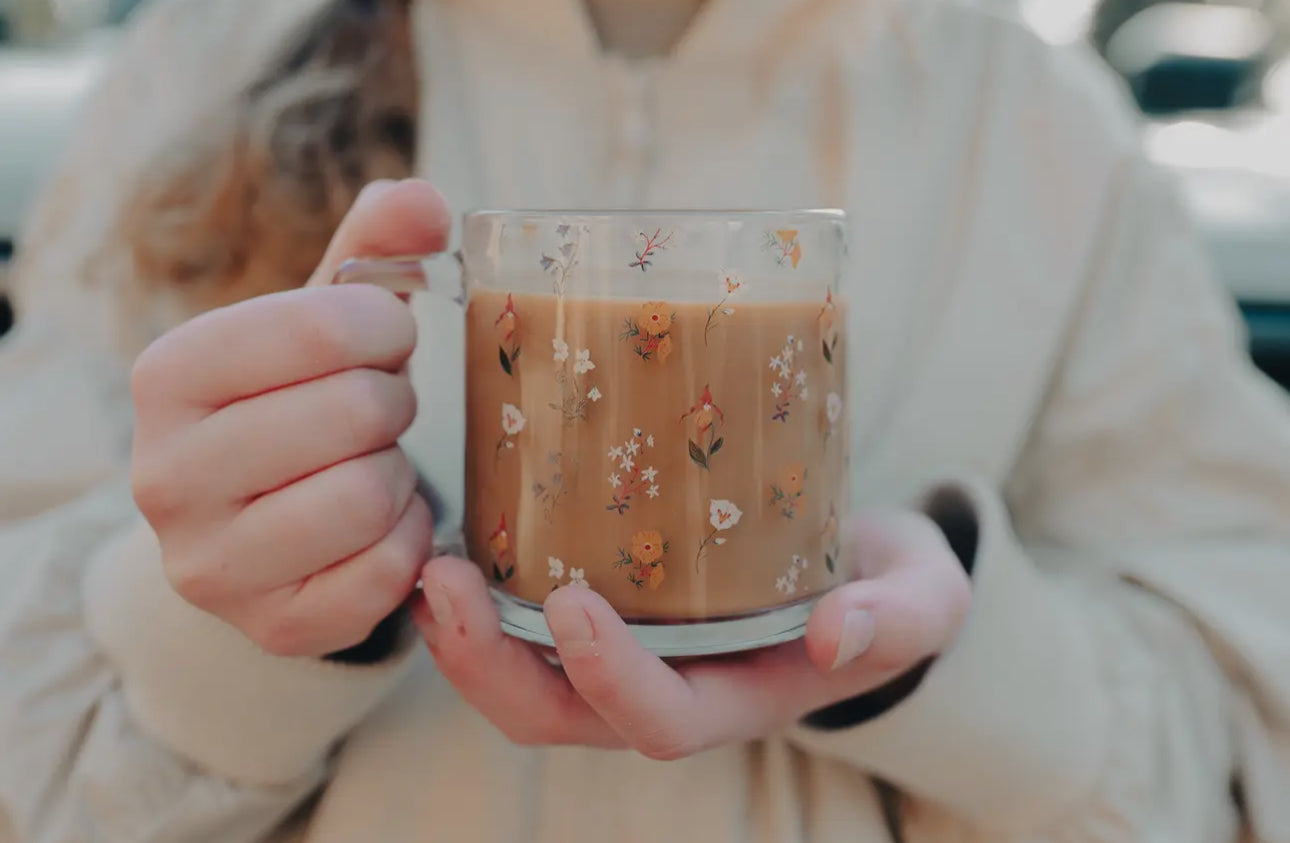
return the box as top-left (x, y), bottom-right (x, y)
top-left (82, 518), bottom-right (417, 787)
top-left (786, 478), bottom-right (1113, 827)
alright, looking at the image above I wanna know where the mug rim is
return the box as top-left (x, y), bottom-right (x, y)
top-left (460, 208), bottom-right (847, 223)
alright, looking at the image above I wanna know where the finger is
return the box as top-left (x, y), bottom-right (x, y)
top-left (236, 492), bottom-right (435, 658)
top-left (201, 447), bottom-right (420, 596)
top-left (164, 367), bottom-right (417, 504)
top-left (131, 284), bottom-right (417, 427)
top-left (804, 548), bottom-right (971, 678)
top-left (544, 587), bottom-right (790, 759)
top-left (308, 179), bottom-right (451, 286)
top-left (414, 557), bottom-right (625, 750)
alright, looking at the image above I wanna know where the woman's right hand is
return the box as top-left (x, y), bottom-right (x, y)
top-left (130, 179), bottom-right (450, 658)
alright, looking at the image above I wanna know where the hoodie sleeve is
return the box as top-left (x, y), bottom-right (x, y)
top-left (0, 3), bottom-right (418, 841)
top-left (788, 50), bottom-right (1290, 843)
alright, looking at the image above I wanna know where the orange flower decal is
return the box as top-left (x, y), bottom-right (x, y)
top-left (632, 531), bottom-right (665, 565)
top-left (495, 294), bottom-right (522, 376)
top-left (612, 531), bottom-right (671, 590)
top-left (780, 464), bottom-right (806, 495)
top-left (639, 302), bottom-right (673, 336)
top-left (680, 385), bottom-right (725, 469)
top-left (621, 302), bottom-right (677, 362)
top-left (487, 514), bottom-right (514, 582)
top-left (769, 464), bottom-right (806, 520)
top-left (766, 229), bottom-right (804, 269)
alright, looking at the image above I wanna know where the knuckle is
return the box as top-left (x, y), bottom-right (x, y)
top-left (364, 538), bottom-right (421, 603)
top-left (129, 337), bottom-right (178, 411)
top-left (634, 728), bottom-right (697, 762)
top-left (131, 454), bottom-right (184, 524)
top-left (343, 457), bottom-right (411, 543)
top-left (334, 371), bottom-right (413, 452)
top-left (162, 554), bottom-right (228, 612)
top-left (294, 294), bottom-right (359, 367)
top-left (252, 611), bottom-right (315, 659)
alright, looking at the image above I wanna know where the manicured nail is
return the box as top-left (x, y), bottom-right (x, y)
top-left (425, 584), bottom-right (454, 630)
top-left (832, 609), bottom-right (876, 670)
top-left (546, 603), bottom-right (595, 649)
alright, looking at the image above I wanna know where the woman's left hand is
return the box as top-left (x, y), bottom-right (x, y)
top-left (412, 510), bottom-right (972, 759)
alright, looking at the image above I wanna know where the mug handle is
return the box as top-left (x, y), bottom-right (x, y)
top-left (333, 251), bottom-right (466, 304)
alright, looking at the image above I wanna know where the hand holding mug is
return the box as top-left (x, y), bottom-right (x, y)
top-left (412, 509), bottom-right (971, 757)
top-left (131, 180), bottom-right (447, 657)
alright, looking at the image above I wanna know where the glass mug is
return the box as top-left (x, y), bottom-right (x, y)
top-left (338, 210), bottom-right (850, 657)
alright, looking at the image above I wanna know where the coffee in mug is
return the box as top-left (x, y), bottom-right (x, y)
top-left (339, 210), bottom-right (849, 656)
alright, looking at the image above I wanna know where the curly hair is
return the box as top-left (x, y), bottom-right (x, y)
top-left (119, 0), bottom-right (418, 320)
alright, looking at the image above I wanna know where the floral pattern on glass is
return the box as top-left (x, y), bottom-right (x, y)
top-left (494, 403), bottom-right (526, 460)
top-left (823, 504), bottom-right (841, 574)
top-left (764, 229), bottom-right (803, 269)
top-left (695, 499), bottom-right (743, 571)
top-left (606, 428), bottom-right (660, 514)
top-left (612, 530), bottom-right (670, 590)
top-left (702, 270), bottom-right (743, 345)
top-left (494, 294), bottom-right (522, 376)
top-left (550, 341), bottom-right (599, 424)
top-left (769, 463), bottom-right (806, 520)
top-left (548, 556), bottom-right (591, 592)
top-left (488, 514), bottom-right (514, 583)
top-left (775, 555), bottom-right (810, 596)
top-left (769, 335), bottom-right (809, 422)
top-left (628, 228), bottom-right (673, 272)
top-left (531, 450), bottom-right (573, 522)
top-left (620, 301), bottom-right (677, 362)
top-left (540, 224), bottom-right (586, 297)
top-left (819, 289), bottom-right (841, 364)
top-left (820, 391), bottom-right (844, 445)
top-left (679, 384), bottom-right (725, 469)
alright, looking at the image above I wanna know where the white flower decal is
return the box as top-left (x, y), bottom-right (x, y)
top-left (574, 349), bottom-right (596, 375)
top-left (548, 557), bottom-right (565, 579)
top-left (569, 568), bottom-right (589, 587)
top-left (606, 429), bottom-right (660, 514)
top-left (552, 338), bottom-right (570, 362)
top-left (709, 499), bottom-right (743, 531)
top-left (827, 392), bottom-right (843, 425)
top-left (696, 499), bottom-right (743, 570)
top-left (501, 404), bottom-right (526, 435)
top-left (587, 386), bottom-right (603, 402)
top-left (776, 555), bottom-right (811, 596)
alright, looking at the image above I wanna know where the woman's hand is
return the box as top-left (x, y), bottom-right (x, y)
top-left (131, 179), bottom-right (449, 659)
top-left (413, 510), bottom-right (972, 758)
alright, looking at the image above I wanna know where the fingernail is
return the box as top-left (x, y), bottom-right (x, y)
top-left (832, 609), bottom-right (876, 670)
top-left (425, 584), bottom-right (454, 630)
top-left (546, 603), bottom-right (595, 649)
top-left (357, 179), bottom-right (398, 204)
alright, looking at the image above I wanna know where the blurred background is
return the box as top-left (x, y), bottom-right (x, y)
top-left (0, 0), bottom-right (1287, 387)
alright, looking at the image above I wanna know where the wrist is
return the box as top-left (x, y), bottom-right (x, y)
top-left (324, 604), bottom-right (412, 664)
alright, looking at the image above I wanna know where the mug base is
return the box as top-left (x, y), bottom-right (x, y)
top-left (492, 590), bottom-right (815, 658)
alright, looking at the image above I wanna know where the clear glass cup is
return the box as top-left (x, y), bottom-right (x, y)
top-left (338, 209), bottom-right (850, 657)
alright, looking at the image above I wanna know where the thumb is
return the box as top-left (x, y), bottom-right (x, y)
top-left (803, 533), bottom-right (971, 678)
top-left (308, 179), bottom-right (451, 287)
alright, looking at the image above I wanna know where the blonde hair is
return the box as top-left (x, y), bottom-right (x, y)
top-left (118, 0), bottom-right (418, 320)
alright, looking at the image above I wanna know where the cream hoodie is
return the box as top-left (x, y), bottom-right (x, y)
top-left (2, 1), bottom-right (1290, 841)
